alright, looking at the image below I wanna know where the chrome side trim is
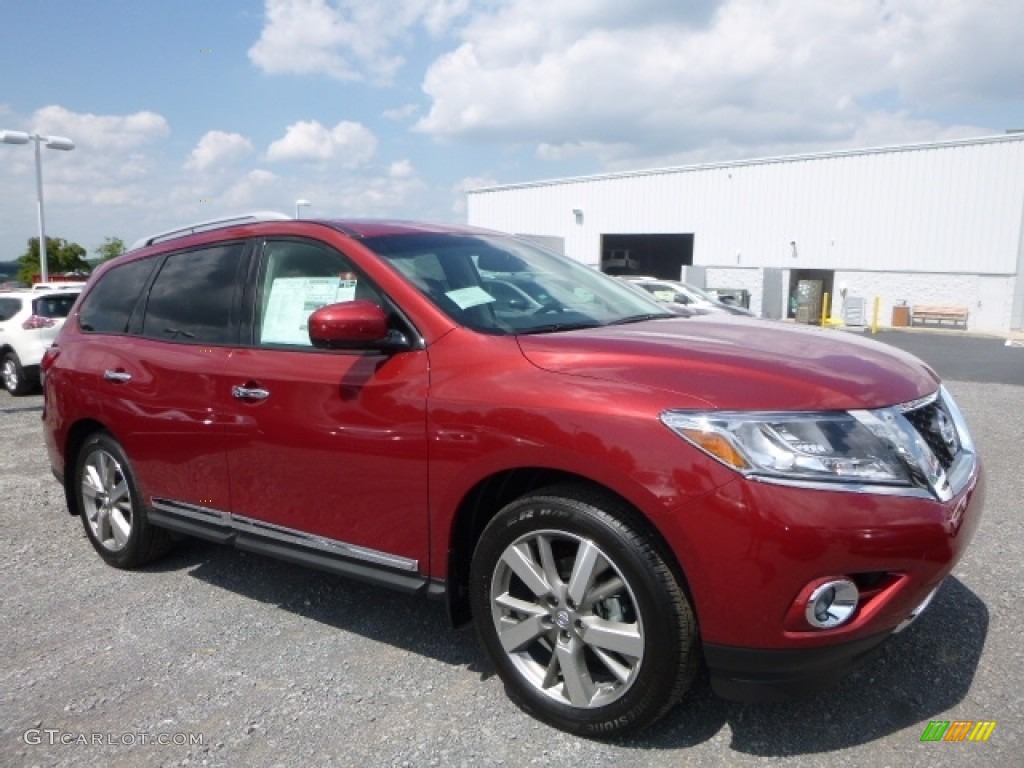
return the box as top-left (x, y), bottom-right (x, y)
top-left (231, 514), bottom-right (418, 571)
top-left (151, 498), bottom-right (418, 572)
top-left (152, 499), bottom-right (229, 524)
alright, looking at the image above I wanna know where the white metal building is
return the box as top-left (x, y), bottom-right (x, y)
top-left (467, 134), bottom-right (1024, 333)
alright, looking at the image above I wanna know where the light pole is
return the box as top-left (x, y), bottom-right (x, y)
top-left (0, 129), bottom-right (75, 284)
top-left (295, 199), bottom-right (311, 219)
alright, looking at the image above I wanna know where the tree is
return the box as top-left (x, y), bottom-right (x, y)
top-left (95, 236), bottom-right (127, 263)
top-left (16, 236), bottom-right (90, 284)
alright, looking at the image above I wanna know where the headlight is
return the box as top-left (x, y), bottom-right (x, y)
top-left (661, 410), bottom-right (912, 485)
top-left (661, 387), bottom-right (975, 499)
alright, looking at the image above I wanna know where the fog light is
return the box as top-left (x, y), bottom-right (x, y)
top-left (805, 579), bottom-right (859, 629)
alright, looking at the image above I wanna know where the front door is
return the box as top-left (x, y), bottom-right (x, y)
top-left (221, 239), bottom-right (431, 567)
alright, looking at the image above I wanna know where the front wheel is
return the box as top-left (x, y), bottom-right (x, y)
top-left (469, 485), bottom-right (698, 736)
top-left (74, 432), bottom-right (173, 568)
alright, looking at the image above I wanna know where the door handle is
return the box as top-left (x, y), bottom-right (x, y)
top-left (103, 369), bottom-right (132, 383)
top-left (232, 385), bottom-right (270, 401)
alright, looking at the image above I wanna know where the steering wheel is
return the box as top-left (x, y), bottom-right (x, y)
top-left (530, 302), bottom-right (565, 316)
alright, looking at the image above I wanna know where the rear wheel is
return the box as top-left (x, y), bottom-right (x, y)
top-left (75, 433), bottom-right (173, 568)
top-left (470, 485), bottom-right (698, 736)
top-left (2, 351), bottom-right (34, 396)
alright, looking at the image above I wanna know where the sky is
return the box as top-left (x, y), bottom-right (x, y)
top-left (1, 0), bottom-right (1022, 263)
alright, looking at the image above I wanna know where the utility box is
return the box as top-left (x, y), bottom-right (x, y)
top-left (844, 296), bottom-right (866, 326)
top-left (891, 304), bottom-right (910, 327)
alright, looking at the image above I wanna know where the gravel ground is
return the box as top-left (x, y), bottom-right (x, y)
top-left (1, 380), bottom-right (1020, 768)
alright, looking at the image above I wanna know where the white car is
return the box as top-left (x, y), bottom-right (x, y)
top-left (623, 277), bottom-right (755, 316)
top-left (0, 287), bottom-right (83, 395)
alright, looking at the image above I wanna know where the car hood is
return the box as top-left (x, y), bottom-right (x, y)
top-left (516, 317), bottom-right (940, 411)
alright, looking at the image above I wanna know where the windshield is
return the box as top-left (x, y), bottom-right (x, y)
top-left (364, 233), bottom-right (673, 334)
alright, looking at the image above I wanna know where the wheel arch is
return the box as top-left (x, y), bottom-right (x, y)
top-left (61, 419), bottom-right (112, 517)
top-left (443, 467), bottom-right (695, 629)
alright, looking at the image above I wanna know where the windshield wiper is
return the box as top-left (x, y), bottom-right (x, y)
top-left (518, 321), bottom-right (604, 335)
top-left (607, 313), bottom-right (675, 325)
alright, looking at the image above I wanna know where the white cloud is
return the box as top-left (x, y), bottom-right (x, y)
top-left (382, 103), bottom-right (420, 121)
top-left (32, 105), bottom-right (170, 149)
top-left (185, 131), bottom-right (254, 172)
top-left (222, 169), bottom-right (281, 207)
top-left (248, 0), bottom-right (469, 83)
top-left (450, 174), bottom-right (500, 216)
top-left (0, 106), bottom-right (171, 215)
top-left (456, 175), bottom-right (499, 193)
top-left (267, 119), bottom-right (377, 166)
top-left (414, 0), bottom-right (1015, 167)
top-left (388, 159), bottom-right (415, 179)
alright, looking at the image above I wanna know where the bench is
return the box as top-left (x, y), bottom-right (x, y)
top-left (910, 305), bottom-right (969, 328)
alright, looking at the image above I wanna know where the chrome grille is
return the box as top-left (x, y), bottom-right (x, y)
top-left (903, 399), bottom-right (959, 470)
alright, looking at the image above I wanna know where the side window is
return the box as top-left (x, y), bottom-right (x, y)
top-left (33, 294), bottom-right (79, 319)
top-left (257, 240), bottom-right (382, 347)
top-left (0, 298), bottom-right (21, 321)
top-left (142, 243), bottom-right (244, 344)
top-left (79, 258), bottom-right (158, 334)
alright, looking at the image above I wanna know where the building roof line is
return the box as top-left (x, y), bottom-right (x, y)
top-left (467, 132), bottom-right (1024, 195)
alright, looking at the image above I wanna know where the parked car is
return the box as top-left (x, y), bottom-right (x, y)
top-left (31, 280), bottom-right (88, 292)
top-left (0, 286), bottom-right (83, 395)
top-left (41, 214), bottom-right (984, 736)
top-left (623, 276), bottom-right (755, 316)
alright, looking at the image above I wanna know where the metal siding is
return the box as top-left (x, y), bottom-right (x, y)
top-left (469, 136), bottom-right (1024, 277)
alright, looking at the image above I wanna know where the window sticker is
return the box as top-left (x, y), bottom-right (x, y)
top-left (446, 286), bottom-right (496, 310)
top-left (261, 276), bottom-right (355, 345)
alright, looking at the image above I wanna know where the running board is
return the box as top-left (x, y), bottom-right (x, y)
top-left (149, 498), bottom-right (430, 595)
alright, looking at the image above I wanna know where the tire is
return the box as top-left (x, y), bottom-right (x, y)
top-left (74, 432), bottom-right (173, 568)
top-left (2, 351), bottom-right (35, 396)
top-left (469, 484), bottom-right (698, 736)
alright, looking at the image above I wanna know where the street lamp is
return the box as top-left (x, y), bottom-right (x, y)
top-left (1, 129), bottom-right (75, 284)
top-left (295, 199), bottom-right (311, 219)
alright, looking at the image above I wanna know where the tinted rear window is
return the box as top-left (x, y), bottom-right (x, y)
top-left (141, 243), bottom-right (244, 344)
top-left (79, 258), bottom-right (158, 334)
top-left (0, 298), bottom-right (22, 321)
top-left (32, 294), bottom-right (79, 319)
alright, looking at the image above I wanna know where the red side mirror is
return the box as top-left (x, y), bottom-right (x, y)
top-left (308, 300), bottom-right (389, 348)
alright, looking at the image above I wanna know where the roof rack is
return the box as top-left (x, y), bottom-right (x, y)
top-left (131, 211), bottom-right (292, 249)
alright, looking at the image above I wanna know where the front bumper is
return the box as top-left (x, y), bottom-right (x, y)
top-left (704, 583), bottom-right (939, 702)
top-left (705, 630), bottom-right (893, 703)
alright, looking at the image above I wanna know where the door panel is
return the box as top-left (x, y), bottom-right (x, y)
top-left (221, 347), bottom-right (430, 563)
top-left (67, 336), bottom-right (233, 512)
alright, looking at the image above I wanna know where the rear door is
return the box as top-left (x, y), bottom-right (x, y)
top-left (71, 242), bottom-right (249, 513)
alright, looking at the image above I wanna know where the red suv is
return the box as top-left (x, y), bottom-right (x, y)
top-left (41, 214), bottom-right (984, 736)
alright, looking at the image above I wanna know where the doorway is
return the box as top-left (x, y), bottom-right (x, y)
top-left (600, 234), bottom-right (693, 278)
top-left (788, 269), bottom-right (835, 323)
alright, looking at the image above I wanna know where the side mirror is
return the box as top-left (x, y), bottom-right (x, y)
top-left (308, 300), bottom-right (409, 351)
